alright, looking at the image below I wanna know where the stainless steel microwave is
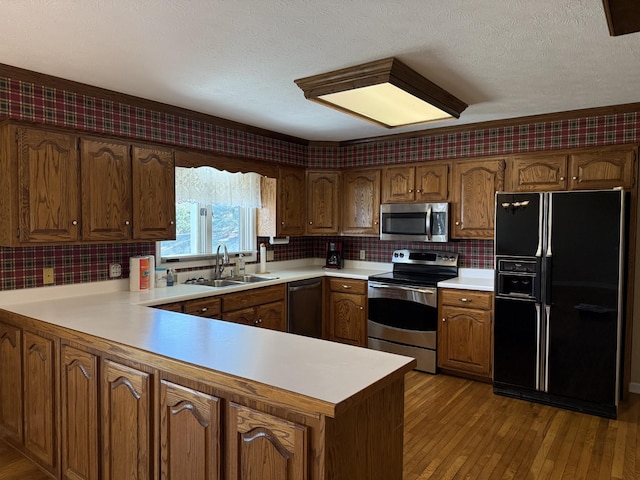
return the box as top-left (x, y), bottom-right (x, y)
top-left (380, 203), bottom-right (449, 242)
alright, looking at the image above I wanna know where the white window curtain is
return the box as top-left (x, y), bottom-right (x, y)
top-left (175, 166), bottom-right (262, 207)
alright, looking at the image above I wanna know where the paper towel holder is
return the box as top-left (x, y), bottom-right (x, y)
top-left (269, 236), bottom-right (290, 245)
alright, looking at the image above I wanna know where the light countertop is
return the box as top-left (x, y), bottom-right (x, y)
top-left (437, 268), bottom-right (495, 292)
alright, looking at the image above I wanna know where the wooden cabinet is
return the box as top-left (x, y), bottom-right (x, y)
top-left (257, 167), bottom-right (306, 237)
top-left (0, 322), bottom-right (22, 444)
top-left (160, 380), bottom-right (220, 480)
top-left (306, 170), bottom-right (340, 235)
top-left (327, 278), bottom-right (367, 347)
top-left (438, 289), bottom-right (493, 380)
top-left (61, 345), bottom-right (99, 480)
top-left (102, 359), bottom-right (153, 480)
top-left (508, 145), bottom-right (636, 192)
top-left (222, 284), bottom-right (287, 331)
top-left (23, 331), bottom-right (56, 472)
top-left (183, 297), bottom-right (222, 319)
top-left (451, 158), bottom-right (505, 239)
top-left (226, 402), bottom-right (307, 480)
top-left (132, 145), bottom-right (176, 240)
top-left (81, 137), bottom-right (133, 241)
top-left (341, 168), bottom-right (381, 236)
top-left (381, 163), bottom-right (449, 203)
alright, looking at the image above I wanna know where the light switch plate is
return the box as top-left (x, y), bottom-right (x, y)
top-left (359, 250), bottom-right (366, 260)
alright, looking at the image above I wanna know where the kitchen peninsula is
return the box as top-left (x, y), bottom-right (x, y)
top-left (0, 271), bottom-right (415, 480)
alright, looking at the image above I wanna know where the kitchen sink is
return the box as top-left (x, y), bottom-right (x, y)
top-left (185, 275), bottom-right (279, 288)
top-left (229, 275), bottom-right (279, 283)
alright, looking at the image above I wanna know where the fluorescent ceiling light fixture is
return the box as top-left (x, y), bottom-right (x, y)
top-left (294, 57), bottom-right (467, 129)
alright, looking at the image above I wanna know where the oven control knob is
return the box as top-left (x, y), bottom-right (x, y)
top-left (399, 252), bottom-right (404, 258)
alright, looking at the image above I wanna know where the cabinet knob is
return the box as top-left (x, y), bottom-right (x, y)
top-left (281, 221), bottom-right (285, 225)
top-left (309, 221), bottom-right (313, 225)
top-left (374, 221), bottom-right (379, 225)
top-left (201, 307), bottom-right (208, 312)
top-left (559, 177), bottom-right (565, 181)
top-left (170, 220), bottom-right (175, 225)
top-left (572, 176), bottom-right (578, 180)
top-left (455, 221), bottom-right (460, 226)
top-left (125, 220), bottom-right (130, 225)
top-left (416, 189), bottom-right (422, 193)
top-left (72, 220), bottom-right (78, 225)
top-left (360, 306), bottom-right (364, 310)
top-left (408, 189), bottom-right (413, 193)
top-left (442, 318), bottom-right (447, 322)
top-left (255, 318), bottom-right (263, 325)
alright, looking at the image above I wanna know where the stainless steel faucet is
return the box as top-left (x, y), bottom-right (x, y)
top-left (214, 243), bottom-right (229, 279)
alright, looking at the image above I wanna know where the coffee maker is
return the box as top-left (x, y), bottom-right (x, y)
top-left (324, 241), bottom-right (344, 269)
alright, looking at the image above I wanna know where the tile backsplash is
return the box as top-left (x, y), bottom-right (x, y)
top-left (0, 69), bottom-right (637, 290)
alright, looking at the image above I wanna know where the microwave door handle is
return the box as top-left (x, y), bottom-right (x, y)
top-left (426, 205), bottom-right (432, 241)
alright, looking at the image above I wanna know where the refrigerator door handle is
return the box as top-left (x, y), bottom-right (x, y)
top-left (544, 305), bottom-right (551, 392)
top-left (535, 193), bottom-right (543, 257)
top-left (546, 194), bottom-right (553, 257)
top-left (535, 303), bottom-right (541, 390)
top-left (426, 205), bottom-right (432, 241)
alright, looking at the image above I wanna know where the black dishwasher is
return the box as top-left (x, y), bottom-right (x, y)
top-left (287, 278), bottom-right (322, 338)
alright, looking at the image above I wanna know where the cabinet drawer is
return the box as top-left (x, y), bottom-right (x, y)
top-left (154, 301), bottom-right (184, 313)
top-left (328, 278), bottom-right (367, 295)
top-left (440, 289), bottom-right (492, 310)
top-left (184, 297), bottom-right (222, 318)
top-left (222, 284), bottom-right (285, 312)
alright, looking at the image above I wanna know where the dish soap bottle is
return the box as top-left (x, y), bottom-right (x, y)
top-left (166, 268), bottom-right (174, 287)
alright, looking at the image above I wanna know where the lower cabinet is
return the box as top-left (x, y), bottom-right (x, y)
top-left (226, 402), bottom-right (308, 480)
top-left (23, 331), bottom-right (56, 473)
top-left (102, 359), bottom-right (153, 480)
top-left (327, 278), bottom-right (368, 347)
top-left (160, 380), bottom-right (220, 480)
top-left (0, 322), bottom-right (22, 444)
top-left (438, 289), bottom-right (493, 380)
top-left (221, 285), bottom-right (287, 331)
top-left (61, 345), bottom-right (99, 480)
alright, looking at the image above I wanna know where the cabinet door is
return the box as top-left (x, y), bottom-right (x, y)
top-left (568, 145), bottom-right (636, 190)
top-left (222, 307), bottom-right (254, 326)
top-left (277, 167), bottom-right (306, 236)
top-left (160, 380), bottom-right (220, 480)
top-left (23, 331), bottom-right (56, 471)
top-left (508, 155), bottom-right (568, 191)
top-left (0, 323), bottom-right (22, 443)
top-left (131, 145), bottom-right (176, 240)
top-left (255, 301), bottom-right (286, 331)
top-left (381, 166), bottom-right (415, 203)
top-left (329, 292), bottom-right (367, 346)
top-left (61, 345), bottom-right (99, 480)
top-left (415, 163), bottom-right (449, 202)
top-left (438, 305), bottom-right (492, 378)
top-left (184, 297), bottom-right (222, 318)
top-left (17, 127), bottom-right (80, 243)
top-left (81, 138), bottom-right (132, 241)
top-left (306, 170), bottom-right (340, 235)
top-left (102, 359), bottom-right (153, 480)
top-left (451, 158), bottom-right (505, 239)
top-left (227, 402), bottom-right (307, 480)
top-left (341, 168), bottom-right (381, 235)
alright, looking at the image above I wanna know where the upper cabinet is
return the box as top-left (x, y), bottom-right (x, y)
top-left (258, 166), bottom-right (306, 237)
top-left (508, 145), bottom-right (636, 192)
top-left (381, 163), bottom-right (449, 203)
top-left (306, 170), bottom-right (340, 235)
top-left (451, 158), bottom-right (505, 239)
top-left (341, 168), bottom-right (381, 236)
top-left (0, 121), bottom-right (176, 246)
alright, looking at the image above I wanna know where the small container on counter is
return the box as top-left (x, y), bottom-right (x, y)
top-left (167, 268), bottom-right (174, 286)
top-left (155, 267), bottom-right (168, 288)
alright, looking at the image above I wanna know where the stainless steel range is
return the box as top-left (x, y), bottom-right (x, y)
top-left (368, 249), bottom-right (459, 373)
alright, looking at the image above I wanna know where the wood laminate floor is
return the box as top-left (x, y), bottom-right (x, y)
top-left (1, 371), bottom-right (639, 479)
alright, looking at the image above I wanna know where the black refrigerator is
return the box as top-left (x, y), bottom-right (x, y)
top-left (493, 189), bottom-right (626, 418)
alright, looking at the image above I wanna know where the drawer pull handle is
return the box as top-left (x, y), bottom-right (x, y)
top-left (342, 285), bottom-right (352, 289)
top-left (459, 298), bottom-right (470, 302)
top-left (201, 307), bottom-right (208, 312)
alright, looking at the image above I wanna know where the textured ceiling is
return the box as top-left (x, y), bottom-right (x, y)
top-left (0, 0), bottom-right (639, 142)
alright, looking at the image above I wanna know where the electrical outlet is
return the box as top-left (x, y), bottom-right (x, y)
top-left (43, 267), bottom-right (54, 285)
top-left (109, 263), bottom-right (122, 278)
top-left (359, 250), bottom-right (366, 260)
top-left (267, 250), bottom-right (274, 261)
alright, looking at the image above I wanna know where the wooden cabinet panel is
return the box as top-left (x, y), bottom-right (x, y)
top-left (568, 145), bottom-right (636, 190)
top-left (23, 331), bottom-right (56, 471)
top-left (153, 301), bottom-right (185, 313)
top-left (328, 277), bottom-right (367, 295)
top-left (255, 301), bottom-right (286, 331)
top-left (160, 380), bottom-right (220, 480)
top-left (508, 155), bottom-right (568, 191)
top-left (61, 345), bottom-right (99, 480)
top-left (17, 127), bottom-right (80, 243)
top-left (329, 292), bottom-right (367, 347)
top-left (415, 163), bottom-right (449, 202)
top-left (382, 166), bottom-right (415, 203)
top-left (132, 145), bottom-right (176, 240)
top-left (306, 170), bottom-right (340, 235)
top-left (451, 158), bottom-right (505, 239)
top-left (0, 322), bottom-right (22, 444)
top-left (221, 307), bottom-right (254, 326)
top-left (277, 167), bottom-right (306, 236)
top-left (438, 289), bottom-right (493, 380)
top-left (222, 284), bottom-right (285, 312)
top-left (81, 137), bottom-right (133, 241)
top-left (102, 359), bottom-right (153, 480)
top-left (184, 297), bottom-right (222, 318)
top-left (341, 168), bottom-right (381, 235)
top-left (227, 402), bottom-right (307, 480)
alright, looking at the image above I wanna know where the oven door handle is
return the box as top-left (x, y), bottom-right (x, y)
top-left (370, 284), bottom-right (435, 295)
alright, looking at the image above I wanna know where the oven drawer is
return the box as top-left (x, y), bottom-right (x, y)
top-left (368, 319), bottom-right (436, 350)
top-left (440, 289), bottom-right (492, 310)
